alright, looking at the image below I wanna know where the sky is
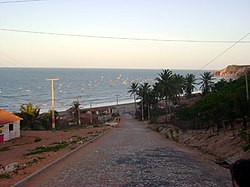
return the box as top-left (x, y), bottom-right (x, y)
top-left (0, 0), bottom-right (250, 70)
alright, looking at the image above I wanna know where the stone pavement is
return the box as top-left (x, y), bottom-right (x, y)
top-left (21, 114), bottom-right (231, 187)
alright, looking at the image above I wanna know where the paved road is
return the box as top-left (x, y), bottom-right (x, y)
top-left (21, 114), bottom-right (231, 187)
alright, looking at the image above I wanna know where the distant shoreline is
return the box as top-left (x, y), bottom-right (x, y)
top-left (58, 102), bottom-right (136, 114)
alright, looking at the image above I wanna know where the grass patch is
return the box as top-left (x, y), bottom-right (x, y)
top-left (0, 173), bottom-right (11, 179)
top-left (0, 146), bottom-right (10, 152)
top-left (25, 142), bottom-right (69, 156)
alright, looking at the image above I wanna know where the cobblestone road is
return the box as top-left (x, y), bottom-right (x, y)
top-left (22, 114), bottom-right (231, 187)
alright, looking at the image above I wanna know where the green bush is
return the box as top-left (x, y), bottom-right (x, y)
top-left (0, 173), bottom-right (10, 179)
top-left (0, 146), bottom-right (10, 152)
top-left (34, 137), bottom-right (41, 142)
top-left (155, 126), bottom-right (161, 132)
top-left (242, 143), bottom-right (250, 152)
top-left (239, 128), bottom-right (248, 140)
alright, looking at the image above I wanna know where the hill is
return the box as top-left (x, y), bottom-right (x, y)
top-left (213, 65), bottom-right (250, 78)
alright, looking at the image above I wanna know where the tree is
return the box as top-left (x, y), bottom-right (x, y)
top-left (199, 72), bottom-right (215, 95)
top-left (172, 73), bottom-right (185, 103)
top-left (184, 73), bottom-right (196, 98)
top-left (38, 110), bottom-right (59, 130)
top-left (177, 73), bottom-right (250, 131)
top-left (155, 69), bottom-right (175, 122)
top-left (20, 102), bottom-right (40, 129)
top-left (72, 99), bottom-right (81, 125)
top-left (213, 78), bottom-right (228, 92)
top-left (137, 83), bottom-right (151, 121)
top-left (128, 82), bottom-right (138, 113)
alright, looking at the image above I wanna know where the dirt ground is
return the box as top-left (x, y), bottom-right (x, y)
top-left (178, 128), bottom-right (250, 162)
top-left (148, 123), bottom-right (250, 163)
top-left (0, 126), bottom-right (110, 187)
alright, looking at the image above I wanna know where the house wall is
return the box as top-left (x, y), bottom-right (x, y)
top-left (0, 125), bottom-right (4, 143)
top-left (3, 121), bottom-right (20, 142)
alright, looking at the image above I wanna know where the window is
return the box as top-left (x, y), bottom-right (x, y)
top-left (9, 124), bottom-right (13, 131)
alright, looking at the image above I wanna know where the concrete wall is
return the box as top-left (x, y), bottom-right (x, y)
top-left (3, 121), bottom-right (20, 142)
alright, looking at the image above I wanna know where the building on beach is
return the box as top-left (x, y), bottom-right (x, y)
top-left (0, 109), bottom-right (23, 142)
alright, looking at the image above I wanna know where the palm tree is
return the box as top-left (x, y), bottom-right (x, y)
top-left (213, 78), bottom-right (228, 92)
top-left (172, 74), bottom-right (184, 102)
top-left (137, 83), bottom-right (151, 121)
top-left (72, 99), bottom-right (81, 125)
top-left (151, 83), bottom-right (161, 112)
top-left (199, 72), bottom-right (215, 95)
top-left (184, 73), bottom-right (196, 98)
top-left (155, 69), bottom-right (174, 120)
top-left (128, 82), bottom-right (138, 113)
top-left (20, 102), bottom-right (40, 129)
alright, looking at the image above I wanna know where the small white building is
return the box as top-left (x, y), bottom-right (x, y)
top-left (0, 109), bottom-right (23, 142)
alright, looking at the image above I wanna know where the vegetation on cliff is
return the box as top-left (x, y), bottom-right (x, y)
top-left (176, 73), bottom-right (250, 130)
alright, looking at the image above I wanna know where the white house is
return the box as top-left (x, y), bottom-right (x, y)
top-left (0, 109), bottom-right (23, 142)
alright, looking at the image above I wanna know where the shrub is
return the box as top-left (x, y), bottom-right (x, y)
top-left (242, 143), bottom-right (250, 152)
top-left (34, 137), bottom-right (41, 142)
top-left (0, 173), bottom-right (11, 179)
top-left (0, 147), bottom-right (10, 152)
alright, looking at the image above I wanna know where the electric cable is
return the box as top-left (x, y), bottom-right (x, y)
top-left (1, 28), bottom-right (250, 43)
top-left (197, 32), bottom-right (250, 71)
top-left (0, 0), bottom-right (50, 4)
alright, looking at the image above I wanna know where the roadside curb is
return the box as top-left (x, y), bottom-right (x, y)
top-left (12, 127), bottom-right (113, 187)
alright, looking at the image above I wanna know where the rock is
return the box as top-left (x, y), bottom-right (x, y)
top-left (18, 163), bottom-right (27, 170)
top-left (79, 140), bottom-right (84, 144)
top-left (5, 162), bottom-right (19, 173)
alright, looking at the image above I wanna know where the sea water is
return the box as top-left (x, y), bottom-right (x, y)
top-left (0, 68), bottom-right (209, 112)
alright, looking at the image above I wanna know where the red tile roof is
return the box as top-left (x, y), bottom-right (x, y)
top-left (0, 109), bottom-right (23, 125)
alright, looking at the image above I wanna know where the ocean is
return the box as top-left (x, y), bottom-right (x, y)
top-left (0, 68), bottom-right (209, 112)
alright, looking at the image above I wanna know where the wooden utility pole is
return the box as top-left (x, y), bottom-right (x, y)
top-left (46, 78), bottom-right (59, 131)
top-left (77, 96), bottom-right (81, 125)
top-left (90, 100), bottom-right (93, 124)
top-left (246, 72), bottom-right (249, 101)
top-left (116, 95), bottom-right (119, 105)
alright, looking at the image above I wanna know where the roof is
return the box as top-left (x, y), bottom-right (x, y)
top-left (0, 109), bottom-right (23, 125)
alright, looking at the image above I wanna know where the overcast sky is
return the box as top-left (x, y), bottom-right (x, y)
top-left (0, 0), bottom-right (249, 70)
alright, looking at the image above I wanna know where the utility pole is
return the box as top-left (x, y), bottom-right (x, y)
top-left (246, 71), bottom-right (249, 101)
top-left (77, 96), bottom-right (81, 126)
top-left (141, 99), bottom-right (144, 121)
top-left (116, 95), bottom-right (119, 105)
top-left (46, 78), bottom-right (59, 132)
top-left (90, 100), bottom-right (93, 124)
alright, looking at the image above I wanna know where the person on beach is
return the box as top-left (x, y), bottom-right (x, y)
top-left (230, 159), bottom-right (250, 187)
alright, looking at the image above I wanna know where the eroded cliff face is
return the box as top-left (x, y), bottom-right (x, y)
top-left (213, 65), bottom-right (250, 77)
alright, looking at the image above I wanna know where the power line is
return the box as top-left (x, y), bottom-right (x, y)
top-left (1, 28), bottom-right (250, 43)
top-left (0, 56), bottom-right (18, 66)
top-left (0, 51), bottom-right (28, 67)
top-left (198, 32), bottom-right (250, 71)
top-left (0, 0), bottom-right (50, 4)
